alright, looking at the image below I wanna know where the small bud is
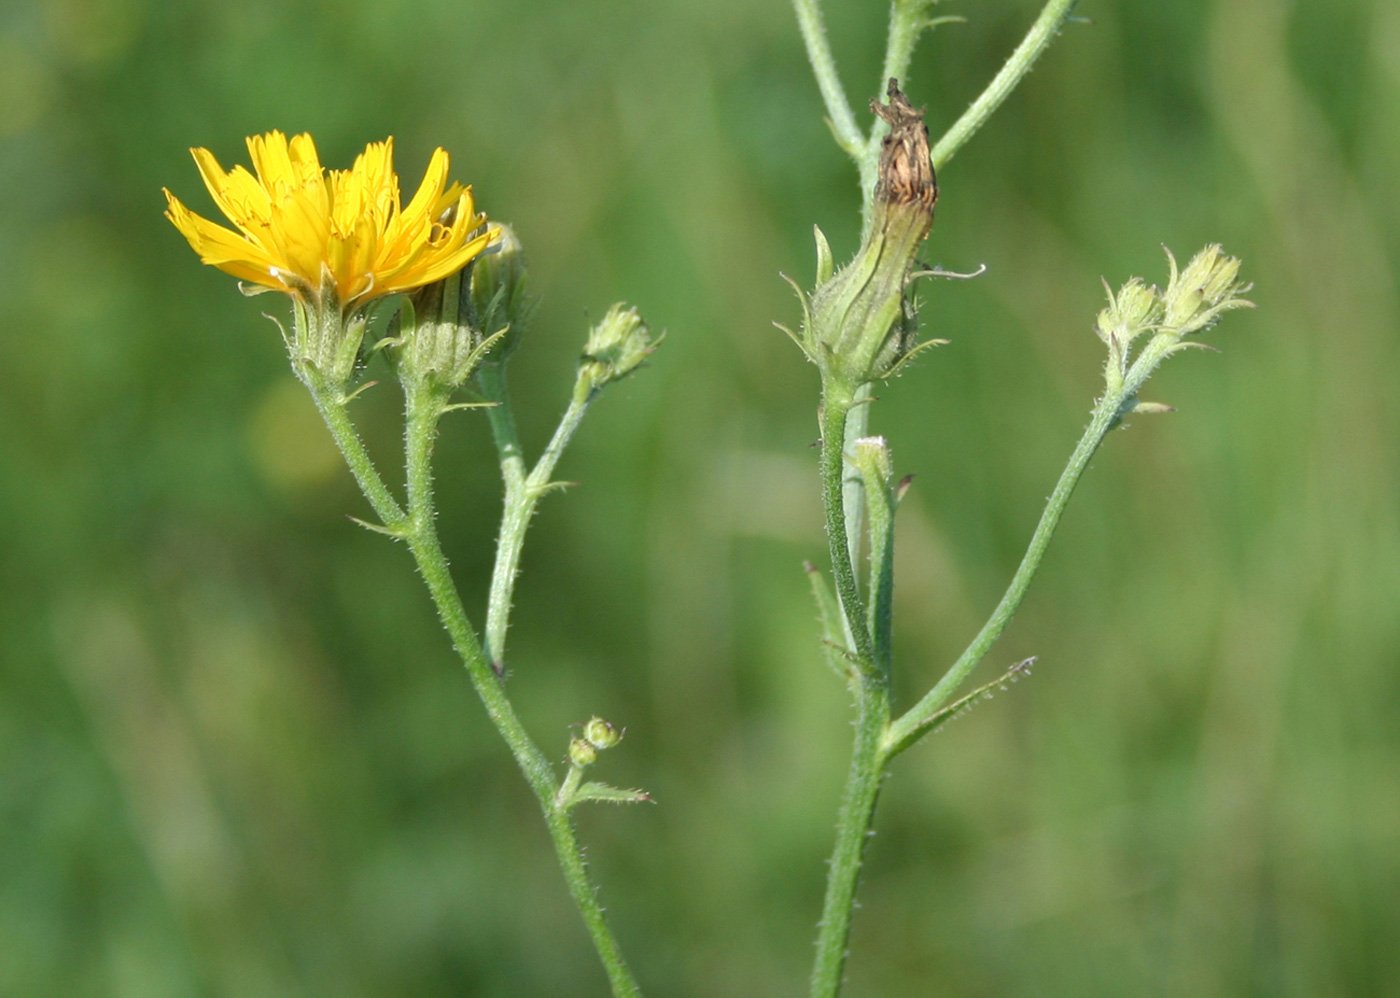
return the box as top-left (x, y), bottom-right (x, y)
top-left (852, 436), bottom-right (894, 488)
top-left (580, 304), bottom-right (658, 389)
top-left (1098, 244), bottom-right (1252, 411)
top-left (568, 736), bottom-right (598, 768)
top-left (795, 80), bottom-right (939, 386)
top-left (1161, 244), bottom-right (1251, 337)
top-left (468, 222), bottom-right (530, 362)
top-left (1095, 277), bottom-right (1161, 346)
top-left (582, 716), bottom-right (623, 751)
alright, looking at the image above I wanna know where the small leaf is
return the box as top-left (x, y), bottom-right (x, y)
top-left (884, 657), bottom-right (1036, 758)
top-left (805, 561), bottom-right (853, 681)
top-left (347, 515), bottom-right (409, 539)
top-left (1131, 401), bottom-right (1175, 414)
top-left (569, 781), bottom-right (654, 807)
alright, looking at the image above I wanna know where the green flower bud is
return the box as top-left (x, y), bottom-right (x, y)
top-left (580, 304), bottom-right (658, 389)
top-left (1098, 244), bottom-right (1252, 410)
top-left (851, 436), bottom-right (894, 493)
top-left (468, 222), bottom-right (530, 363)
top-left (1095, 277), bottom-right (1161, 346)
top-left (792, 80), bottom-right (938, 386)
top-left (568, 736), bottom-right (598, 768)
top-left (1161, 244), bottom-right (1251, 337)
top-left (582, 716), bottom-right (623, 751)
top-left (394, 260), bottom-right (504, 389)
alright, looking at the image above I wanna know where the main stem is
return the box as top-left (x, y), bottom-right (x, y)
top-left (810, 385), bottom-right (893, 998)
top-left (314, 378), bottom-right (641, 998)
top-left (885, 393), bottom-right (1121, 755)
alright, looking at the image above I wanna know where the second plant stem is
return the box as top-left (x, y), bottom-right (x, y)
top-left (810, 386), bottom-right (893, 998)
top-left (809, 382), bottom-right (1125, 997)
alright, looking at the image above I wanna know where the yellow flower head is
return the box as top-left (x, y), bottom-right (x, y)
top-left (163, 131), bottom-right (495, 306)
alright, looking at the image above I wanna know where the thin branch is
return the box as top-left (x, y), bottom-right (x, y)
top-left (931, 0), bottom-right (1080, 169)
top-left (792, 0), bottom-right (866, 158)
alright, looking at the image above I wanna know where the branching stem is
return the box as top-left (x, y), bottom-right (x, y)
top-left (885, 392), bottom-right (1121, 757)
top-left (310, 375), bottom-right (641, 998)
top-left (478, 363), bottom-right (595, 671)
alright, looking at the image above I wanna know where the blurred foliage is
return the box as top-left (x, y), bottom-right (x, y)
top-left (1, 0), bottom-right (1398, 994)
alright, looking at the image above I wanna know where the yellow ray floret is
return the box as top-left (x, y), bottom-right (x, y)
top-left (163, 131), bottom-right (496, 304)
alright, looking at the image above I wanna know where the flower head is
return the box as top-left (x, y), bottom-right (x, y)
top-left (163, 131), bottom-right (495, 306)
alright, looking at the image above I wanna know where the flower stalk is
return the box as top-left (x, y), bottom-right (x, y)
top-left (790, 4), bottom-right (1251, 994)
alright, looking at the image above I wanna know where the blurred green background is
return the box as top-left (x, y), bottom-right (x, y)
top-left (2, 0), bottom-right (1398, 994)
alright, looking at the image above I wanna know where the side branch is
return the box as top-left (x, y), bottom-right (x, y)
top-left (930, 0), bottom-right (1079, 169)
top-left (792, 0), bottom-right (866, 159)
top-left (885, 397), bottom-right (1117, 757)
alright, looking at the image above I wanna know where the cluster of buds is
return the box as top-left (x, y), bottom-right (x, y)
top-left (578, 304), bottom-right (660, 393)
top-left (1097, 244), bottom-right (1252, 406)
top-left (784, 80), bottom-right (941, 387)
top-left (393, 222), bottom-right (530, 391)
top-left (568, 716), bottom-right (624, 768)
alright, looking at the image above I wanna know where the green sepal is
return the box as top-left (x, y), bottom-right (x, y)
top-left (814, 225), bottom-right (835, 285)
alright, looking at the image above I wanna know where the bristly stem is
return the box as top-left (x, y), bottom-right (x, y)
top-left (810, 383), bottom-right (894, 998)
top-left (930, 0), bottom-right (1079, 169)
top-left (884, 391), bottom-right (1121, 757)
top-left (819, 384), bottom-right (878, 671)
top-left (312, 377), bottom-right (642, 998)
top-left (478, 363), bottom-right (595, 673)
top-left (792, 0), bottom-right (865, 160)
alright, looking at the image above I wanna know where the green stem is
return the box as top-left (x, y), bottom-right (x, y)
top-left (479, 367), bottom-right (595, 672)
top-left (810, 399), bottom-right (896, 998)
top-left (809, 686), bottom-right (890, 998)
top-left (315, 376), bottom-right (640, 997)
top-left (929, 0), bottom-right (1079, 170)
top-left (820, 384), bottom-right (877, 670)
top-left (840, 383), bottom-right (874, 597)
top-left (885, 392), bottom-right (1121, 757)
top-left (792, 0), bottom-right (865, 159)
top-left (306, 376), bottom-right (406, 530)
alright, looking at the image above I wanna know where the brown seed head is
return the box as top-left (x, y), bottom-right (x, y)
top-left (871, 79), bottom-right (938, 211)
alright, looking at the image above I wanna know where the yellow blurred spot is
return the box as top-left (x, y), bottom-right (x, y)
top-left (247, 379), bottom-right (344, 494)
top-left (0, 37), bottom-right (54, 136)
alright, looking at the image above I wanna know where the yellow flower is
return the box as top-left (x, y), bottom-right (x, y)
top-left (163, 131), bottom-right (495, 305)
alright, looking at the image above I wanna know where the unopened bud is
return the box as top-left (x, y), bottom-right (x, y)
top-left (1161, 244), bottom-right (1250, 337)
top-left (1095, 277), bottom-right (1160, 346)
top-left (468, 222), bottom-right (529, 362)
top-left (580, 304), bottom-right (658, 389)
top-left (568, 736), bottom-right (598, 768)
top-left (395, 243), bottom-right (505, 389)
top-left (582, 716), bottom-right (623, 751)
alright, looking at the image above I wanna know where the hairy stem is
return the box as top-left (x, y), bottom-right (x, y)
top-left (314, 377), bottom-right (641, 997)
top-left (810, 384), bottom-right (895, 997)
top-left (792, 0), bottom-right (865, 159)
top-left (820, 384), bottom-right (877, 670)
top-left (306, 377), bottom-right (406, 529)
top-left (885, 392), bottom-right (1120, 757)
top-left (478, 364), bottom-right (594, 671)
top-left (930, 0), bottom-right (1079, 170)
top-left (809, 684), bottom-right (890, 998)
